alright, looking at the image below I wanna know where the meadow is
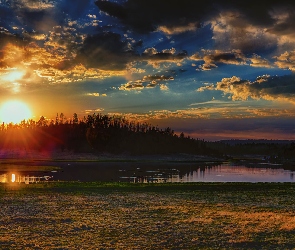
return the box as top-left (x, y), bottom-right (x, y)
top-left (1, 182), bottom-right (295, 249)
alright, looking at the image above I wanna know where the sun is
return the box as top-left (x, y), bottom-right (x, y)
top-left (0, 100), bottom-right (32, 124)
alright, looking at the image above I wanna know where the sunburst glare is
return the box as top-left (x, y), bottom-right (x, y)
top-left (0, 100), bottom-right (32, 124)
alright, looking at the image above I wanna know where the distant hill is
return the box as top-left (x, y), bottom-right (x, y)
top-left (218, 139), bottom-right (295, 146)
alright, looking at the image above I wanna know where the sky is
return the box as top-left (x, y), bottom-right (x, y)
top-left (1, 0), bottom-right (295, 140)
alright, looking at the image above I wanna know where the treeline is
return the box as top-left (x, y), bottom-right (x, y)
top-left (208, 141), bottom-right (295, 162)
top-left (0, 113), bottom-right (210, 155)
top-left (0, 113), bottom-right (294, 160)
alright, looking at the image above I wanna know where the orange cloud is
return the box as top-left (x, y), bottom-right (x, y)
top-left (197, 75), bottom-right (295, 104)
top-left (274, 51), bottom-right (295, 71)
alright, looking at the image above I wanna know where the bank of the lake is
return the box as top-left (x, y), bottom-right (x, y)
top-left (1, 182), bottom-right (295, 249)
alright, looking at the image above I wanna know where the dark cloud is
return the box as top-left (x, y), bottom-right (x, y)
top-left (203, 51), bottom-right (246, 69)
top-left (0, 32), bottom-right (29, 49)
top-left (225, 1), bottom-right (295, 28)
top-left (251, 75), bottom-right (295, 98)
top-left (266, 8), bottom-right (295, 40)
top-left (5, 0), bottom-right (92, 33)
top-left (95, 0), bottom-right (216, 34)
top-left (75, 31), bottom-right (188, 71)
top-left (75, 32), bottom-right (137, 70)
top-left (142, 49), bottom-right (187, 61)
top-left (94, 0), bottom-right (295, 57)
top-left (222, 2), bottom-right (275, 27)
top-left (207, 53), bottom-right (233, 62)
top-left (191, 50), bottom-right (247, 70)
top-left (18, 9), bottom-right (54, 32)
top-left (95, 0), bottom-right (295, 34)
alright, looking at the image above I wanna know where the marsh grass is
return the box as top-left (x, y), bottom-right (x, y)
top-left (1, 182), bottom-right (295, 249)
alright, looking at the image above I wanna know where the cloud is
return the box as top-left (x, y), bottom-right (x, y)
top-left (146, 80), bottom-right (158, 88)
top-left (266, 6), bottom-right (295, 46)
top-left (1, 0), bottom-right (295, 93)
top-left (160, 84), bottom-right (169, 91)
top-left (143, 75), bottom-right (174, 81)
top-left (190, 49), bottom-right (247, 70)
top-left (197, 74), bottom-right (295, 103)
top-left (94, 0), bottom-right (295, 47)
top-left (142, 47), bottom-right (187, 65)
top-left (87, 92), bottom-right (100, 97)
top-left (0, 32), bottom-right (29, 50)
top-left (86, 92), bottom-right (107, 97)
top-left (85, 108), bottom-right (104, 114)
top-left (14, 0), bottom-right (55, 10)
top-left (250, 54), bottom-right (272, 68)
top-left (107, 106), bottom-right (295, 131)
top-left (95, 0), bottom-right (211, 34)
top-left (0, 0), bottom-right (94, 36)
top-left (0, 31), bottom-right (134, 86)
top-left (0, 44), bottom-right (29, 69)
top-left (157, 22), bottom-right (200, 35)
top-left (119, 81), bottom-right (144, 91)
top-left (30, 33), bottom-right (47, 41)
top-left (0, 41), bottom-right (127, 93)
top-left (210, 2), bottom-right (295, 53)
top-left (75, 32), bottom-right (137, 71)
top-left (275, 51), bottom-right (295, 71)
top-left (119, 74), bottom-right (174, 91)
top-left (211, 11), bottom-right (278, 54)
top-left (196, 84), bottom-right (216, 92)
top-left (13, 7), bottom-right (57, 33)
top-left (76, 36), bottom-right (185, 71)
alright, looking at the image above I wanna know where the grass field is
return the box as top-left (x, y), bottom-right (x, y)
top-left (1, 182), bottom-right (295, 249)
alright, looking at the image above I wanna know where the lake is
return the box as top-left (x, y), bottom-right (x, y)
top-left (2, 161), bottom-right (294, 183)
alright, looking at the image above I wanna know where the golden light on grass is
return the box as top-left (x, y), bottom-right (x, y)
top-left (0, 100), bottom-right (32, 124)
top-left (0, 183), bottom-right (295, 248)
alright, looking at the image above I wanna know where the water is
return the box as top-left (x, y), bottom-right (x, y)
top-left (116, 163), bottom-right (295, 183)
top-left (171, 164), bottom-right (295, 183)
top-left (2, 162), bottom-right (294, 183)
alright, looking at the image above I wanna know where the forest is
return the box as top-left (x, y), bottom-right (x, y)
top-left (0, 113), bottom-right (294, 162)
top-left (0, 113), bottom-right (208, 155)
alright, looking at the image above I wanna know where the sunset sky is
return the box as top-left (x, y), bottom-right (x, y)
top-left (1, 0), bottom-right (295, 140)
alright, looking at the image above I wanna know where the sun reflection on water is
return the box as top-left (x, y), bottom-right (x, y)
top-left (11, 173), bottom-right (16, 182)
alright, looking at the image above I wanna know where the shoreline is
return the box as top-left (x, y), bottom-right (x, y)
top-left (0, 149), bottom-right (224, 163)
top-left (1, 149), bottom-right (294, 169)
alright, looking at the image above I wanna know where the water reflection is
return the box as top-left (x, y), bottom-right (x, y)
top-left (0, 173), bottom-right (53, 184)
top-left (1, 162), bottom-right (295, 183)
top-left (119, 164), bottom-right (295, 183)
